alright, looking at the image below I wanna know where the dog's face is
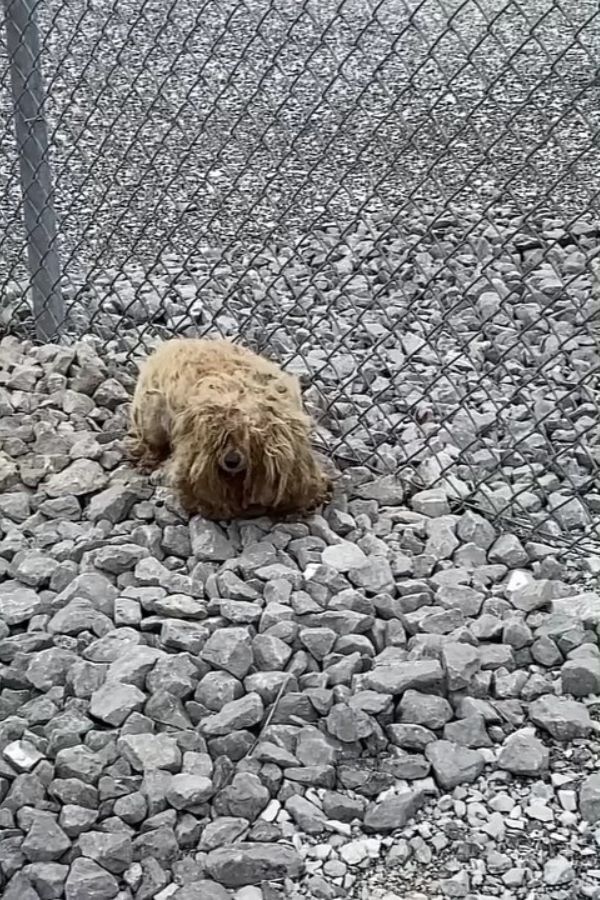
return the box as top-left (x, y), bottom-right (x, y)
top-left (170, 385), bottom-right (321, 516)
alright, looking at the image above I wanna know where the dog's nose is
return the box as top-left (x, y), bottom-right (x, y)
top-left (222, 450), bottom-right (244, 472)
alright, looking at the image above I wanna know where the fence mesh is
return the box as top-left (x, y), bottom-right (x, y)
top-left (0, 0), bottom-right (599, 555)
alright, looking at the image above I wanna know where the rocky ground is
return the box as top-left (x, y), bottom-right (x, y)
top-left (1, 0), bottom-right (600, 896)
top-left (0, 333), bottom-right (599, 900)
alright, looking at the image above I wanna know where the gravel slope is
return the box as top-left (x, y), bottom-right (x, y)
top-left (0, 6), bottom-right (599, 894)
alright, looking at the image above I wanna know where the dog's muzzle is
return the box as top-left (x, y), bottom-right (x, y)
top-left (220, 449), bottom-right (246, 474)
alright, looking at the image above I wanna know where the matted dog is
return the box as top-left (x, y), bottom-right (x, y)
top-left (128, 338), bottom-right (332, 520)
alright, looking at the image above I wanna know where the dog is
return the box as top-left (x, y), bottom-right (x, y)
top-left (127, 338), bottom-right (333, 520)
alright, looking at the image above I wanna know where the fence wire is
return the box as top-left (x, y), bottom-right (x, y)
top-left (0, 0), bottom-right (599, 555)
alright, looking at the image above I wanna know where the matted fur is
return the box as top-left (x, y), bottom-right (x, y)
top-left (128, 338), bottom-right (332, 520)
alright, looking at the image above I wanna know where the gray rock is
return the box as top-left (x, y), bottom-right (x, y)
top-left (322, 791), bottom-right (366, 823)
top-left (3, 874), bottom-right (41, 900)
top-left (442, 643), bottom-right (480, 691)
top-left (299, 627), bottom-right (337, 660)
top-left (355, 476), bottom-right (404, 504)
top-left (10, 551), bottom-right (58, 587)
top-left (509, 578), bottom-right (555, 613)
top-left (105, 645), bottom-right (164, 687)
top-left (363, 787), bottom-right (428, 833)
top-left (23, 862), bottom-right (68, 899)
top-left (547, 493), bottom-right (590, 530)
top-left (86, 484), bottom-right (140, 523)
top-left (579, 773), bottom-right (600, 823)
top-left (425, 517), bottom-right (459, 560)
top-left (411, 489), bottom-right (450, 517)
top-left (561, 656), bottom-right (600, 697)
top-left (488, 534), bottom-right (528, 567)
top-left (543, 855), bottom-right (575, 886)
top-left (213, 774), bottom-right (269, 821)
top-left (55, 746), bottom-right (104, 784)
top-left (198, 817), bottom-right (250, 852)
top-left (219, 599), bottom-right (261, 625)
top-left (363, 658), bottom-right (444, 695)
top-left (322, 541), bottom-right (368, 572)
top-left (78, 831), bottom-right (133, 874)
top-left (45, 460), bottom-right (107, 497)
top-left (189, 518), bottom-right (235, 561)
top-left (196, 671), bottom-right (244, 711)
top-left (443, 715), bottom-right (492, 748)
top-left (388, 723), bottom-right (436, 751)
top-left (202, 693), bottom-right (264, 736)
top-left (3, 739), bottom-right (45, 772)
top-left (285, 794), bottom-right (328, 834)
top-left (65, 857), bottom-right (119, 899)
top-left (0, 584), bottom-right (44, 625)
top-left (22, 812), bottom-right (71, 862)
top-left (205, 842), bottom-right (304, 887)
top-left (202, 628), bottom-right (253, 679)
top-left (426, 740), bottom-right (485, 789)
top-left (59, 805), bottom-right (99, 838)
top-left (166, 773), bottom-right (214, 809)
top-left (551, 591), bottom-right (600, 626)
top-left (90, 682), bottom-right (145, 726)
top-left (456, 511), bottom-right (496, 549)
top-left (252, 634), bottom-right (292, 671)
top-left (497, 729), bottom-right (549, 776)
top-left (118, 733), bottom-right (182, 772)
top-left (398, 689), bottom-right (453, 730)
top-left (94, 543), bottom-right (148, 574)
top-left (326, 704), bottom-right (373, 742)
top-left (529, 694), bottom-right (593, 740)
top-left (348, 557), bottom-right (394, 593)
top-left (173, 881), bottom-right (231, 900)
top-left (531, 635), bottom-right (562, 667)
top-left (48, 599), bottom-right (112, 636)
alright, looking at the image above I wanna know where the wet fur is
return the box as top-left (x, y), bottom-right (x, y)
top-left (127, 338), bottom-right (332, 520)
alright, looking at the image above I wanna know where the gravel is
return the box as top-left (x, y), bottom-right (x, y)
top-left (0, 0), bottom-right (600, 896)
top-left (0, 334), bottom-right (599, 900)
top-left (0, 0), bottom-right (599, 551)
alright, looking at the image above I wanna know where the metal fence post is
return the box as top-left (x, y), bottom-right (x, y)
top-left (3, 0), bottom-right (63, 341)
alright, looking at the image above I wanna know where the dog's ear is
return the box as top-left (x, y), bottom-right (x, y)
top-left (248, 408), bottom-right (314, 508)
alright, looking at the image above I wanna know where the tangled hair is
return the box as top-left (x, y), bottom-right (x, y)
top-left (128, 338), bottom-right (332, 520)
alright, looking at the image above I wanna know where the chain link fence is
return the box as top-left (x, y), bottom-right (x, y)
top-left (0, 0), bottom-right (599, 555)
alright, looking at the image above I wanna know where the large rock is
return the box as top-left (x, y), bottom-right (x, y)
top-left (551, 592), bottom-right (600, 626)
top-left (201, 693), bottom-right (264, 736)
top-left (529, 695), bottom-right (593, 741)
top-left (205, 843), bottom-right (304, 887)
top-left (22, 811), bottom-right (71, 862)
top-left (497, 730), bottom-right (549, 776)
top-left (118, 734), bottom-right (181, 772)
top-left (78, 831), bottom-right (133, 874)
top-left (90, 682), bottom-right (145, 726)
top-left (189, 518), bottom-right (235, 561)
top-left (202, 628), bottom-right (253, 679)
top-left (561, 656), bottom-right (600, 698)
top-left (45, 460), bottom-right (107, 497)
top-left (426, 740), bottom-right (485, 790)
top-left (65, 858), bottom-right (119, 899)
top-left (0, 584), bottom-right (44, 626)
top-left (363, 788), bottom-right (428, 833)
top-left (322, 541), bottom-right (368, 572)
top-left (363, 659), bottom-right (444, 695)
top-left (580, 773), bottom-right (600, 824)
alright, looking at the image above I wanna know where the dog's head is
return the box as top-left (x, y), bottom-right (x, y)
top-left (171, 382), bottom-right (319, 515)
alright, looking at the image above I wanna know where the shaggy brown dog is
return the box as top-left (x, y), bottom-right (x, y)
top-left (128, 338), bottom-right (332, 520)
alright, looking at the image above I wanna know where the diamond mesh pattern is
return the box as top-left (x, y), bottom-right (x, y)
top-left (1, 0), bottom-right (598, 553)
